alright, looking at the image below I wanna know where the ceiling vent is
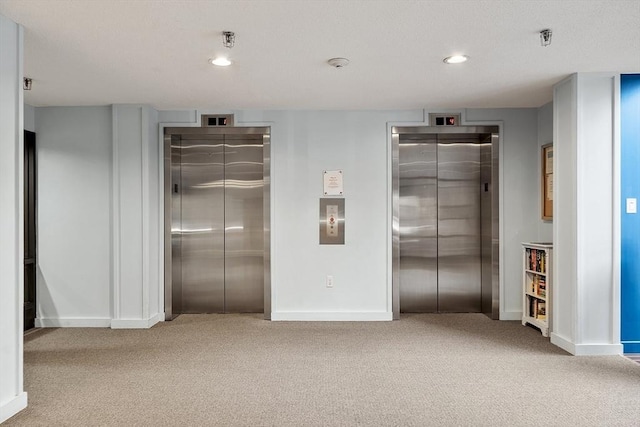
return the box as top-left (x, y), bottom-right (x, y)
top-left (201, 114), bottom-right (234, 127)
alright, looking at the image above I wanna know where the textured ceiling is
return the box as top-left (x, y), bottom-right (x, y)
top-left (1, 0), bottom-right (639, 110)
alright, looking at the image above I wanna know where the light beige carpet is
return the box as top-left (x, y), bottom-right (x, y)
top-left (6, 314), bottom-right (640, 426)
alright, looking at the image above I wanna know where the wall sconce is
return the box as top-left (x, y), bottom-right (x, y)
top-left (23, 77), bottom-right (32, 90)
top-left (223, 31), bottom-right (235, 48)
top-left (540, 29), bottom-right (552, 47)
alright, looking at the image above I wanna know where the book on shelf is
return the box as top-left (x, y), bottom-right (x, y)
top-left (538, 277), bottom-right (546, 298)
top-left (530, 275), bottom-right (540, 294)
top-left (537, 301), bottom-right (546, 320)
top-left (529, 298), bottom-right (538, 318)
top-left (526, 247), bottom-right (547, 273)
top-left (531, 249), bottom-right (537, 271)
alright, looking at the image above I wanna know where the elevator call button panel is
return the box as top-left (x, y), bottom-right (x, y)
top-left (319, 198), bottom-right (345, 244)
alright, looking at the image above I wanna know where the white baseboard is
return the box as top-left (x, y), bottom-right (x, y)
top-left (271, 311), bottom-right (393, 321)
top-left (35, 317), bottom-right (111, 328)
top-left (550, 333), bottom-right (575, 354)
top-left (34, 314), bottom-right (164, 329)
top-left (573, 343), bottom-right (623, 356)
top-left (0, 392), bottom-right (27, 424)
top-left (110, 313), bottom-right (163, 329)
top-left (499, 310), bottom-right (522, 321)
top-left (551, 333), bottom-right (623, 356)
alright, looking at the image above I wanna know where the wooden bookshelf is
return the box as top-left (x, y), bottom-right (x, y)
top-left (522, 242), bottom-right (553, 337)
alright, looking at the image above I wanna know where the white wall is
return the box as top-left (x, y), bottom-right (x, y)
top-left (35, 107), bottom-right (112, 327)
top-left (537, 102), bottom-right (553, 242)
top-left (551, 73), bottom-right (622, 355)
top-left (465, 108), bottom-right (539, 319)
top-left (262, 110), bottom-right (421, 319)
top-left (24, 104), bottom-right (35, 132)
top-left (0, 13), bottom-right (27, 424)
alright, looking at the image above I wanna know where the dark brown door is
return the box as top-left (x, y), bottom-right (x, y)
top-left (24, 130), bottom-right (36, 331)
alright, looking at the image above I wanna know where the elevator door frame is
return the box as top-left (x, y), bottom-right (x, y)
top-left (163, 126), bottom-right (271, 320)
top-left (392, 125), bottom-right (500, 320)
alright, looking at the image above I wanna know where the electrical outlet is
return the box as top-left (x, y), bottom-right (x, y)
top-left (326, 275), bottom-right (334, 288)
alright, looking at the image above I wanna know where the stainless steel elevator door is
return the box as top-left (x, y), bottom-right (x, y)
top-left (398, 134), bottom-right (482, 313)
top-left (180, 135), bottom-right (225, 313)
top-left (224, 135), bottom-right (264, 312)
top-left (177, 134), bottom-right (264, 314)
top-left (437, 136), bottom-right (481, 312)
top-left (399, 136), bottom-right (438, 312)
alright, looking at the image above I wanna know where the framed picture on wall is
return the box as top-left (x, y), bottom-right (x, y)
top-left (542, 143), bottom-right (553, 220)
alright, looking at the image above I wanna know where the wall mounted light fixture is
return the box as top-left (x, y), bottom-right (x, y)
top-left (222, 31), bottom-right (235, 48)
top-left (540, 29), bottom-right (552, 47)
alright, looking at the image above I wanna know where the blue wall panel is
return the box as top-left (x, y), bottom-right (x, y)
top-left (621, 74), bottom-right (640, 353)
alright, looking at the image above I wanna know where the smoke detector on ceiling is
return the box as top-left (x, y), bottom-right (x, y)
top-left (328, 58), bottom-right (349, 68)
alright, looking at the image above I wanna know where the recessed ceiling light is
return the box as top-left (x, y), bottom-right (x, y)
top-left (210, 57), bottom-right (231, 67)
top-left (443, 55), bottom-right (469, 64)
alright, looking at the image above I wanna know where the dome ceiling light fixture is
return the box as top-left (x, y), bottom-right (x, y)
top-left (211, 30), bottom-right (235, 67)
top-left (443, 55), bottom-right (469, 64)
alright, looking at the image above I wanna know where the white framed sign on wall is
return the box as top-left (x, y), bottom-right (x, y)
top-left (323, 170), bottom-right (344, 196)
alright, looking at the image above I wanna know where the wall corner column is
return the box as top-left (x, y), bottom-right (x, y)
top-left (620, 74), bottom-right (640, 353)
top-left (0, 13), bottom-right (28, 423)
top-left (111, 105), bottom-right (162, 329)
top-left (551, 72), bottom-right (623, 355)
